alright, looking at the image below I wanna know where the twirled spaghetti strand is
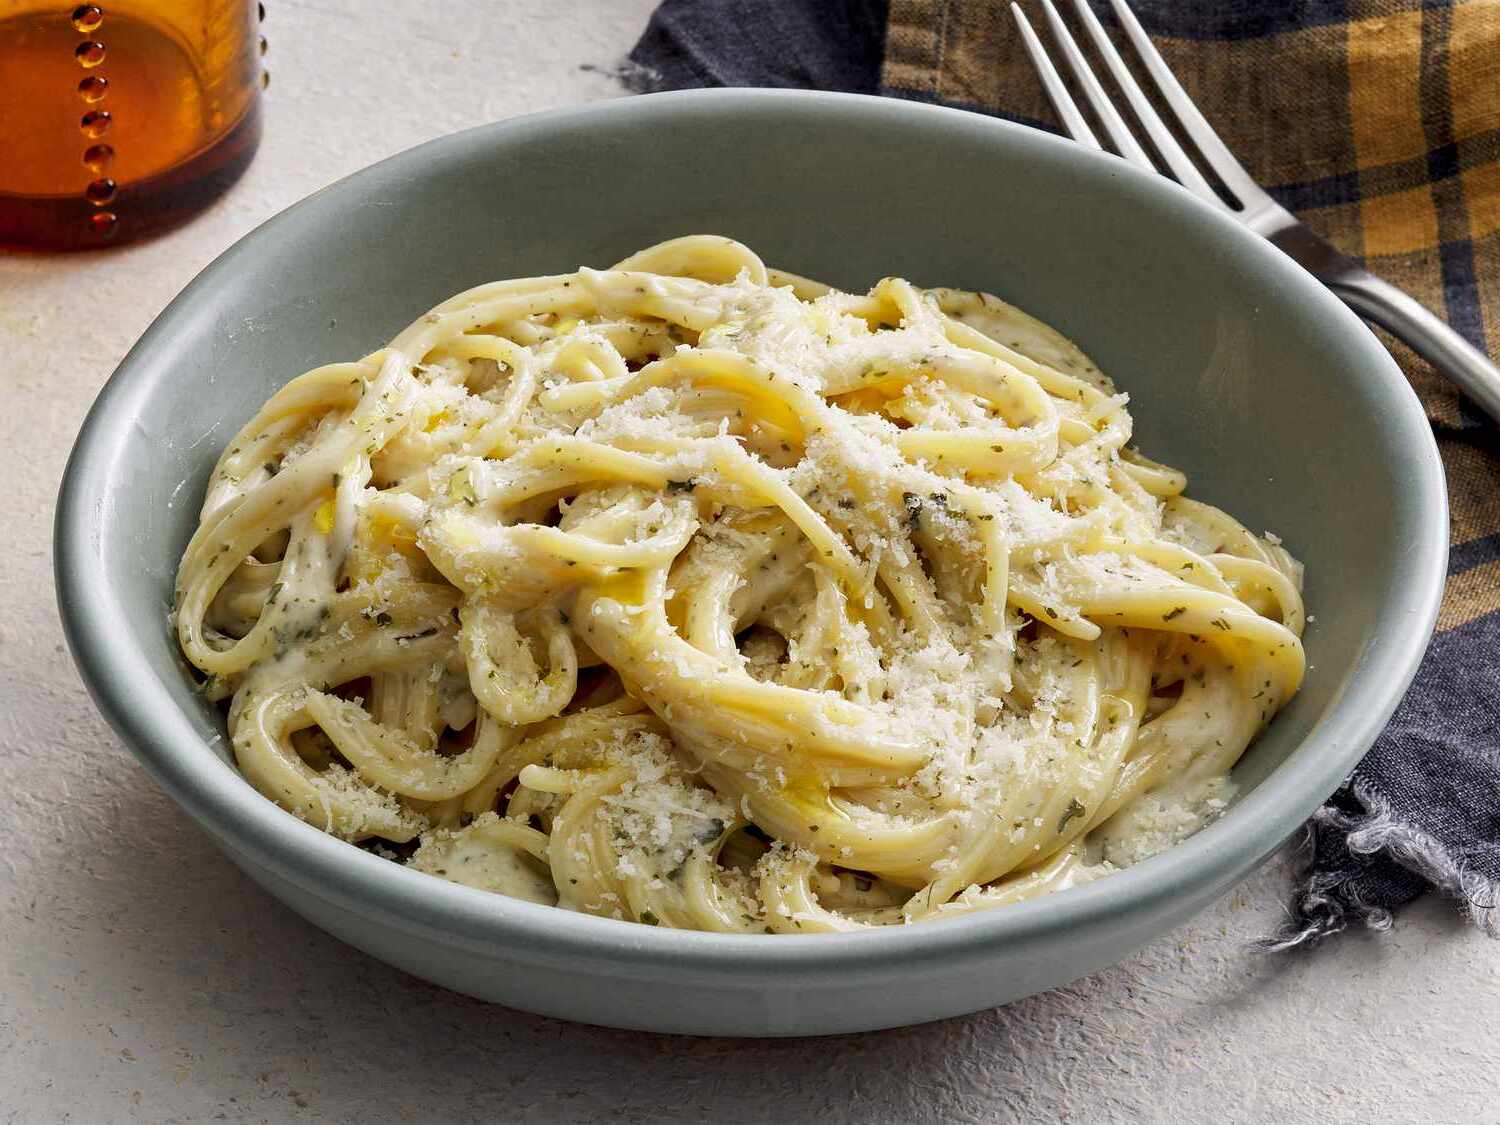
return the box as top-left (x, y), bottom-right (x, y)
top-left (174, 236), bottom-right (1306, 932)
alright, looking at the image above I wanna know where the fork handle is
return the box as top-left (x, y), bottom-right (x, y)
top-left (1327, 268), bottom-right (1500, 421)
top-left (1267, 224), bottom-right (1500, 420)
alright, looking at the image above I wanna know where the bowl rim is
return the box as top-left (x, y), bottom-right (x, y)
top-left (55, 87), bottom-right (1448, 976)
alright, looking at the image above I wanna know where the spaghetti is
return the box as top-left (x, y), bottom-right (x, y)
top-left (174, 236), bottom-right (1306, 931)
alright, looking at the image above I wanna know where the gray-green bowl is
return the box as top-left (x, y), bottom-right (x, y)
top-left (55, 89), bottom-right (1446, 1036)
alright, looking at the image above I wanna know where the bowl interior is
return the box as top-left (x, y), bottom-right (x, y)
top-left (63, 90), bottom-right (1443, 938)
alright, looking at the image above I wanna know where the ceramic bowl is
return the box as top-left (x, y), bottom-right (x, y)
top-left (56, 89), bottom-right (1446, 1036)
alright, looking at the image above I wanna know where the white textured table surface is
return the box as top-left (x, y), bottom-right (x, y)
top-left (3, 2), bottom-right (1497, 1121)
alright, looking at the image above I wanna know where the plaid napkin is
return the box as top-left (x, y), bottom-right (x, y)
top-left (626, 0), bottom-right (1500, 944)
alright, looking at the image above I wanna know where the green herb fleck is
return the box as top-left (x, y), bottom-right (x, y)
top-left (902, 492), bottom-right (922, 532)
top-left (1058, 798), bottom-right (1085, 833)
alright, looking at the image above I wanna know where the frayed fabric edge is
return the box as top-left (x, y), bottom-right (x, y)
top-left (1263, 778), bottom-right (1500, 952)
top-left (1258, 820), bottom-right (1391, 952)
top-left (593, 58), bottom-right (667, 95)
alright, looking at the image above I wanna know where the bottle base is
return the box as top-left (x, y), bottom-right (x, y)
top-left (0, 98), bottom-right (262, 252)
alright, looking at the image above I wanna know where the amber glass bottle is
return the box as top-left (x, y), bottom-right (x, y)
top-left (0, 0), bottom-right (264, 249)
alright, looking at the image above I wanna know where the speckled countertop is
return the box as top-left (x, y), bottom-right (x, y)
top-left (2, 2), bottom-right (1497, 1121)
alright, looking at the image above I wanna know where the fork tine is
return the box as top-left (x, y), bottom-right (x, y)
top-left (1036, 0), bottom-right (1156, 171)
top-left (1068, 0), bottom-right (1221, 206)
top-left (1011, 4), bottom-right (1102, 150)
top-left (1104, 0), bottom-right (1270, 206)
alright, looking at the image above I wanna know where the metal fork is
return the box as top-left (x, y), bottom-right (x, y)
top-left (1013, 0), bottom-right (1500, 420)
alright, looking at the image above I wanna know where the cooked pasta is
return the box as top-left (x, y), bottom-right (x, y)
top-left (174, 235), bottom-right (1306, 931)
